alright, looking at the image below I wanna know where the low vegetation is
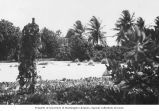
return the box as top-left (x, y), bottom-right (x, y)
top-left (0, 77), bottom-right (158, 104)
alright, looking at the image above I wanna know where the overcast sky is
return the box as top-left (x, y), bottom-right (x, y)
top-left (0, 0), bottom-right (159, 46)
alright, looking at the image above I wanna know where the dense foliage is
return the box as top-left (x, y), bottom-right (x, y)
top-left (93, 46), bottom-right (127, 62)
top-left (106, 10), bottom-right (159, 104)
top-left (0, 77), bottom-right (158, 104)
top-left (0, 19), bottom-right (21, 61)
top-left (55, 45), bottom-right (71, 61)
top-left (87, 16), bottom-right (106, 46)
top-left (40, 28), bottom-right (60, 58)
top-left (65, 20), bottom-right (94, 61)
top-left (0, 17), bottom-right (106, 62)
top-left (17, 18), bottom-right (40, 94)
top-left (69, 35), bottom-right (93, 61)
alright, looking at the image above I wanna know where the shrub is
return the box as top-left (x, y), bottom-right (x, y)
top-left (93, 50), bottom-right (106, 62)
top-left (93, 46), bottom-right (127, 62)
top-left (55, 46), bottom-right (71, 61)
top-left (0, 77), bottom-right (158, 104)
top-left (24, 94), bottom-right (49, 104)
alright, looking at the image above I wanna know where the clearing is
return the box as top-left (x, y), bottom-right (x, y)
top-left (0, 61), bottom-right (105, 82)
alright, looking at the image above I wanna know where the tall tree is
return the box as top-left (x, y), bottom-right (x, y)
top-left (136, 17), bottom-right (146, 42)
top-left (0, 19), bottom-right (21, 60)
top-left (87, 16), bottom-right (106, 46)
top-left (40, 27), bottom-right (59, 58)
top-left (66, 20), bottom-right (85, 39)
top-left (17, 18), bottom-right (40, 94)
top-left (66, 20), bottom-right (85, 46)
top-left (65, 20), bottom-right (93, 61)
top-left (114, 10), bottom-right (135, 46)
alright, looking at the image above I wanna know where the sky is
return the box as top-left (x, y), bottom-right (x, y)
top-left (0, 0), bottom-right (159, 46)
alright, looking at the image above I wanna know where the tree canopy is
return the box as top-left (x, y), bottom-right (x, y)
top-left (0, 19), bottom-right (21, 60)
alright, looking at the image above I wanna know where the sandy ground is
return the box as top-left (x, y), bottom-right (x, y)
top-left (0, 61), bottom-right (106, 82)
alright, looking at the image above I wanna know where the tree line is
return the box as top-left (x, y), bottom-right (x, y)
top-left (0, 16), bottom-right (106, 62)
top-left (0, 10), bottom-right (159, 62)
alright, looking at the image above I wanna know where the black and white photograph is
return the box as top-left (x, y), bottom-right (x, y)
top-left (0, 0), bottom-right (159, 110)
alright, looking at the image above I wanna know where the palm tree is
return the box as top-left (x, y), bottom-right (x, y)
top-left (114, 10), bottom-right (135, 46)
top-left (136, 17), bottom-right (145, 29)
top-left (66, 20), bottom-right (85, 39)
top-left (73, 20), bottom-right (85, 37)
top-left (136, 17), bottom-right (146, 42)
top-left (87, 16), bottom-right (106, 46)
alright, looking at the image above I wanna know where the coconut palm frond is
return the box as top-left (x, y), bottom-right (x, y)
top-left (87, 16), bottom-right (106, 46)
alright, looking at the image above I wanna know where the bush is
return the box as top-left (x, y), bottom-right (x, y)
top-left (55, 46), bottom-right (71, 61)
top-left (24, 94), bottom-right (49, 104)
top-left (93, 46), bottom-right (127, 62)
top-left (93, 50), bottom-right (106, 62)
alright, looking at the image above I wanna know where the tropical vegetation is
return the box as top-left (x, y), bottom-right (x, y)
top-left (0, 10), bottom-right (159, 104)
